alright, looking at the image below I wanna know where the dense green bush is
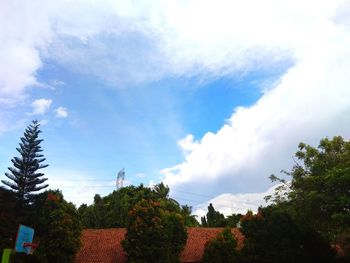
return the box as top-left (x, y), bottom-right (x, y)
top-left (30, 190), bottom-right (82, 263)
top-left (0, 187), bottom-right (18, 251)
top-left (202, 228), bottom-right (240, 263)
top-left (122, 198), bottom-right (187, 263)
top-left (239, 207), bottom-right (335, 263)
top-left (2, 190), bottom-right (81, 263)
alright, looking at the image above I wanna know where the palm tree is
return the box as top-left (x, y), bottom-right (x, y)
top-left (153, 182), bottom-right (179, 206)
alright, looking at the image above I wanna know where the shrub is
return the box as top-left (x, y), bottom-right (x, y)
top-left (239, 207), bottom-right (336, 263)
top-left (122, 198), bottom-right (187, 263)
top-left (202, 228), bottom-right (241, 263)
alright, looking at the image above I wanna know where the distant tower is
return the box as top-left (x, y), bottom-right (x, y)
top-left (116, 168), bottom-right (125, 189)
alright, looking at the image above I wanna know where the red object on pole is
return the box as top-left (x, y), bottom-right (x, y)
top-left (22, 243), bottom-right (38, 255)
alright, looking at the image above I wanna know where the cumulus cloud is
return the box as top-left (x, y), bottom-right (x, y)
top-left (31, 99), bottom-right (52, 115)
top-left (160, 0), bottom-right (350, 213)
top-left (193, 185), bottom-right (277, 218)
top-left (164, 39), bottom-right (350, 210)
top-left (1, 0), bottom-right (346, 98)
top-left (46, 169), bottom-right (116, 206)
top-left (55, 106), bottom-right (68, 118)
top-left (0, 1), bottom-right (53, 101)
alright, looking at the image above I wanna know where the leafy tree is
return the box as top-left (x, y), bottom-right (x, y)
top-left (201, 203), bottom-right (226, 227)
top-left (8, 190), bottom-right (81, 263)
top-left (269, 136), bottom-right (350, 239)
top-left (122, 198), bottom-right (187, 263)
top-left (239, 207), bottom-right (335, 263)
top-left (78, 184), bottom-right (158, 228)
top-left (202, 227), bottom-right (241, 263)
top-left (0, 187), bottom-right (18, 251)
top-left (201, 216), bottom-right (208, 227)
top-left (29, 190), bottom-right (82, 263)
top-left (1, 120), bottom-right (48, 205)
top-left (77, 203), bottom-right (97, 228)
top-left (180, 205), bottom-right (199, 227)
top-left (226, 213), bottom-right (243, 228)
top-left (78, 183), bottom-right (193, 229)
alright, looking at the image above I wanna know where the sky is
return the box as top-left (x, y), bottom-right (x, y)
top-left (1, 0), bottom-right (350, 218)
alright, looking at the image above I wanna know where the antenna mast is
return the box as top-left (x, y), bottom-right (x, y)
top-left (116, 168), bottom-right (125, 189)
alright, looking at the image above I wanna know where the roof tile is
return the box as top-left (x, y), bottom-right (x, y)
top-left (75, 228), bottom-right (244, 263)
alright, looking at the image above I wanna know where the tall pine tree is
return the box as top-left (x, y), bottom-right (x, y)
top-left (1, 120), bottom-right (49, 204)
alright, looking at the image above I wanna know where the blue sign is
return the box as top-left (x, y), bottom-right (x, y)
top-left (14, 225), bottom-right (34, 254)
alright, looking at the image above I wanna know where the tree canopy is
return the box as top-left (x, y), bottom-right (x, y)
top-left (202, 227), bottom-right (240, 263)
top-left (268, 136), bottom-right (350, 239)
top-left (30, 190), bottom-right (82, 263)
top-left (239, 207), bottom-right (335, 263)
top-left (122, 198), bottom-right (187, 263)
top-left (78, 183), bottom-right (198, 228)
top-left (201, 203), bottom-right (227, 227)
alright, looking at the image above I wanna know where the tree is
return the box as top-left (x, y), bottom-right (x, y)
top-left (0, 187), bottom-right (18, 251)
top-left (153, 182), bottom-right (170, 198)
top-left (180, 205), bottom-right (199, 227)
top-left (78, 183), bottom-right (187, 229)
top-left (226, 213), bottom-right (243, 228)
top-left (154, 182), bottom-right (180, 207)
top-left (1, 120), bottom-right (48, 204)
top-left (202, 203), bottom-right (226, 227)
top-left (8, 190), bottom-right (81, 263)
top-left (29, 190), bottom-right (82, 263)
top-left (202, 227), bottom-right (241, 263)
top-left (78, 184), bottom-right (159, 228)
top-left (269, 136), bottom-right (350, 239)
top-left (122, 198), bottom-right (187, 263)
top-left (239, 207), bottom-right (335, 263)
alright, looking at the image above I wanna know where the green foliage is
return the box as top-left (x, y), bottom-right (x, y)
top-left (78, 184), bottom-right (157, 228)
top-left (29, 190), bottom-right (81, 263)
top-left (202, 228), bottom-right (240, 263)
top-left (1, 120), bottom-right (48, 205)
top-left (291, 136), bottom-right (350, 237)
top-left (180, 205), bottom-right (199, 227)
top-left (78, 183), bottom-right (198, 228)
top-left (269, 136), bottom-right (350, 240)
top-left (122, 198), bottom-right (187, 263)
top-left (1, 190), bottom-right (81, 263)
top-left (239, 207), bottom-right (335, 263)
top-left (0, 187), bottom-right (18, 251)
top-left (201, 203), bottom-right (227, 227)
top-left (226, 213), bottom-right (243, 228)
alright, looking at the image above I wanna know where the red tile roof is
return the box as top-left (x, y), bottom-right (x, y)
top-left (75, 229), bottom-right (126, 263)
top-left (75, 228), bottom-right (244, 263)
top-left (181, 228), bottom-right (244, 262)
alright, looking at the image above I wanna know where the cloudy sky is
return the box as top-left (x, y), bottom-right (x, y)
top-left (1, 0), bottom-right (350, 217)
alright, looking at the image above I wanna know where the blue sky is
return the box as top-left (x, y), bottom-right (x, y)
top-left (1, 0), bottom-right (350, 216)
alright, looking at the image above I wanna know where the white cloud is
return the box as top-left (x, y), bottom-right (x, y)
top-left (164, 45), bottom-right (350, 203)
top-left (162, 0), bottom-right (350, 210)
top-left (46, 169), bottom-right (117, 206)
top-left (193, 185), bottom-right (277, 218)
top-left (1, 0), bottom-right (347, 97)
top-left (0, 1), bottom-right (53, 101)
top-left (55, 106), bottom-right (68, 118)
top-left (31, 99), bottom-right (52, 115)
